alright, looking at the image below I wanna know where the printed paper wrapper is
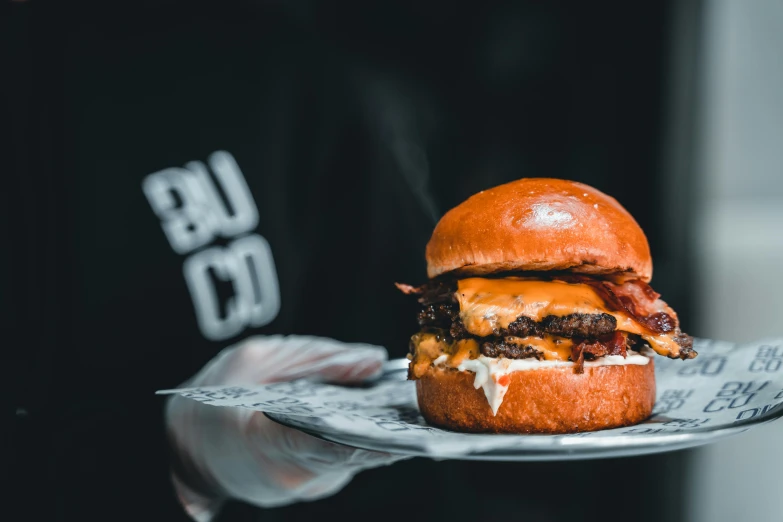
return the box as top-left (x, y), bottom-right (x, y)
top-left (158, 338), bottom-right (783, 460)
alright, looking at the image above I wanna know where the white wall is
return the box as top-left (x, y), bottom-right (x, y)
top-left (688, 1), bottom-right (783, 521)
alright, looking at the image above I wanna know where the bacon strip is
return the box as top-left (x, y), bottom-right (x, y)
top-left (394, 282), bottom-right (422, 295)
top-left (571, 331), bottom-right (628, 374)
top-left (556, 275), bottom-right (678, 334)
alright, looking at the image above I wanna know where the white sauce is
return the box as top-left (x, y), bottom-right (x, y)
top-left (437, 350), bottom-right (651, 415)
top-left (432, 355), bottom-right (449, 366)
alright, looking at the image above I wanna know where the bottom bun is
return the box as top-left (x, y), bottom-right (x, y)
top-left (416, 360), bottom-right (656, 434)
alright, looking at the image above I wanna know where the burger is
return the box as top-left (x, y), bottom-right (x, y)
top-left (397, 178), bottom-right (696, 434)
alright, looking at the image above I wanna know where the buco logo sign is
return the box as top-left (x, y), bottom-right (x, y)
top-left (143, 151), bottom-right (280, 341)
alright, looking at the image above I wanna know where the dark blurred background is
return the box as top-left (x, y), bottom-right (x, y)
top-left (4, 1), bottom-right (782, 521)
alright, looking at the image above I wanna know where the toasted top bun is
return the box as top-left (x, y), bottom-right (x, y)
top-left (425, 178), bottom-right (652, 281)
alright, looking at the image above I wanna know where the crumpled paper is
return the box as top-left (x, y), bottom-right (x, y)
top-left (158, 338), bottom-right (783, 460)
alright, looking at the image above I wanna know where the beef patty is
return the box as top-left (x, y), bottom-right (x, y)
top-left (480, 340), bottom-right (544, 360)
top-left (418, 302), bottom-right (617, 340)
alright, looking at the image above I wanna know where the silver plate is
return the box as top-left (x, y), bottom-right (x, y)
top-left (266, 355), bottom-right (783, 461)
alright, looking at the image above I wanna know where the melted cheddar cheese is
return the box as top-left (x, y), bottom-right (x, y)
top-left (409, 332), bottom-right (580, 379)
top-left (409, 334), bottom-right (480, 379)
top-left (505, 336), bottom-right (574, 361)
top-left (456, 278), bottom-right (682, 358)
top-left (457, 278), bottom-right (608, 335)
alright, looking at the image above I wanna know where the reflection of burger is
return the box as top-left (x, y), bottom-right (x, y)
top-left (398, 178), bottom-right (696, 434)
